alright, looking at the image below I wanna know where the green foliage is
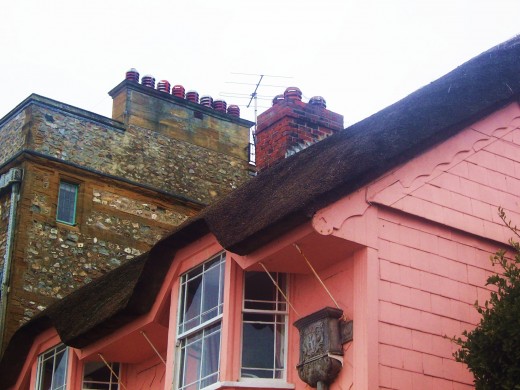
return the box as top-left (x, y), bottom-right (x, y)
top-left (453, 208), bottom-right (520, 389)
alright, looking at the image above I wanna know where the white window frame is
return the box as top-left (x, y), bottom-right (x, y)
top-left (35, 344), bottom-right (69, 390)
top-left (240, 271), bottom-right (289, 381)
top-left (176, 252), bottom-right (226, 390)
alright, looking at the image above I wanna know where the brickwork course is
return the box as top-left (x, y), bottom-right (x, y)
top-left (0, 79), bottom-right (253, 350)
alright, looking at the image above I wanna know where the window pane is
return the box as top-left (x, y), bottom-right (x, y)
top-left (183, 274), bottom-right (203, 331)
top-left (179, 323), bottom-right (221, 390)
top-left (53, 349), bottom-right (68, 389)
top-left (182, 336), bottom-right (202, 389)
top-left (242, 322), bottom-right (275, 370)
top-left (200, 324), bottom-right (221, 388)
top-left (201, 265), bottom-right (220, 323)
top-left (244, 272), bottom-right (276, 302)
top-left (56, 181), bottom-right (78, 224)
top-left (39, 360), bottom-right (53, 390)
top-left (244, 272), bottom-right (286, 311)
top-left (186, 264), bottom-right (204, 282)
top-left (178, 253), bottom-right (225, 334)
top-left (83, 361), bottom-right (120, 390)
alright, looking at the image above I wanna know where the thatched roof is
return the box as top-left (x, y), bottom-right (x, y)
top-left (2, 35), bottom-right (520, 388)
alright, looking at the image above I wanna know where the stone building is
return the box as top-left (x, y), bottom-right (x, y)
top-left (0, 75), bottom-right (253, 351)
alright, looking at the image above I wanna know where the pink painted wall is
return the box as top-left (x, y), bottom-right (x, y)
top-left (377, 210), bottom-right (494, 389)
top-left (311, 102), bottom-right (520, 389)
top-left (125, 355), bottom-right (166, 389)
top-left (313, 103), bottom-right (520, 389)
top-left (290, 253), bottom-right (356, 388)
top-left (373, 103), bottom-right (520, 390)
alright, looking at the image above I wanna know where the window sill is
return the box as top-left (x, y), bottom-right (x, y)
top-left (55, 220), bottom-right (80, 231)
top-left (206, 380), bottom-right (295, 390)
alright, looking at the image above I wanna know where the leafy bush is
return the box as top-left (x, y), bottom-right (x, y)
top-left (453, 208), bottom-right (520, 389)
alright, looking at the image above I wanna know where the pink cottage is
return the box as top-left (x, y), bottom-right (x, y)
top-left (2, 36), bottom-right (520, 390)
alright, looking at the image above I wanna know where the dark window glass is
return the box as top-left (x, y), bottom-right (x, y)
top-left (241, 272), bottom-right (287, 379)
top-left (82, 361), bottom-right (120, 389)
top-left (178, 254), bottom-right (225, 334)
top-left (56, 181), bottom-right (78, 224)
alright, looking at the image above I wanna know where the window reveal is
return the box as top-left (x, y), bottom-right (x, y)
top-left (241, 272), bottom-right (288, 379)
top-left (177, 252), bottom-right (225, 390)
top-left (35, 344), bottom-right (69, 390)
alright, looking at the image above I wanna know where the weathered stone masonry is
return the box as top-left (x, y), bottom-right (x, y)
top-left (12, 161), bottom-right (185, 325)
top-left (0, 110), bottom-right (26, 166)
top-left (29, 100), bottom-right (249, 204)
top-left (0, 82), bottom-right (253, 350)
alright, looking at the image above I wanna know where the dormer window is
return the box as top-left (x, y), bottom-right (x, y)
top-left (177, 252), bottom-right (226, 390)
top-left (241, 271), bottom-right (288, 379)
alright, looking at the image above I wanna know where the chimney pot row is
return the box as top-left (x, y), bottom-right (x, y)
top-left (124, 68), bottom-right (241, 118)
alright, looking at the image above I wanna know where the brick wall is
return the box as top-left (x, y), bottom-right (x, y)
top-left (255, 94), bottom-right (343, 171)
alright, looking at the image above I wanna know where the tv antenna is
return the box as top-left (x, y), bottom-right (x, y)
top-left (227, 73), bottom-right (292, 164)
top-left (247, 75), bottom-right (264, 129)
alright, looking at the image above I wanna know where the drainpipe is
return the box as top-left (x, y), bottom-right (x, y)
top-left (0, 168), bottom-right (23, 354)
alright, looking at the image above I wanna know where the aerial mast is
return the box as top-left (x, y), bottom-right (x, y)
top-left (247, 74), bottom-right (264, 133)
top-left (224, 73), bottom-right (292, 165)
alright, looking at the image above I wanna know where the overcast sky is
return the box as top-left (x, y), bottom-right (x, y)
top-left (1, 1), bottom-right (519, 126)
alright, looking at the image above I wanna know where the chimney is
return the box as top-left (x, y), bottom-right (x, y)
top-left (109, 68), bottom-right (254, 163)
top-left (255, 87), bottom-right (343, 171)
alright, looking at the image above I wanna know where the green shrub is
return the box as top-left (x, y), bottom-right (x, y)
top-left (453, 208), bottom-right (520, 389)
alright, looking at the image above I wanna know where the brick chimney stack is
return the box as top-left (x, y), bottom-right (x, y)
top-left (255, 87), bottom-right (344, 171)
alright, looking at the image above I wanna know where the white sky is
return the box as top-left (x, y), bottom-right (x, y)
top-left (1, 0), bottom-right (519, 126)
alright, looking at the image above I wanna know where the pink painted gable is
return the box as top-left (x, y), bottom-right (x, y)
top-left (310, 102), bottom-right (520, 389)
top-left (368, 102), bottom-right (520, 244)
